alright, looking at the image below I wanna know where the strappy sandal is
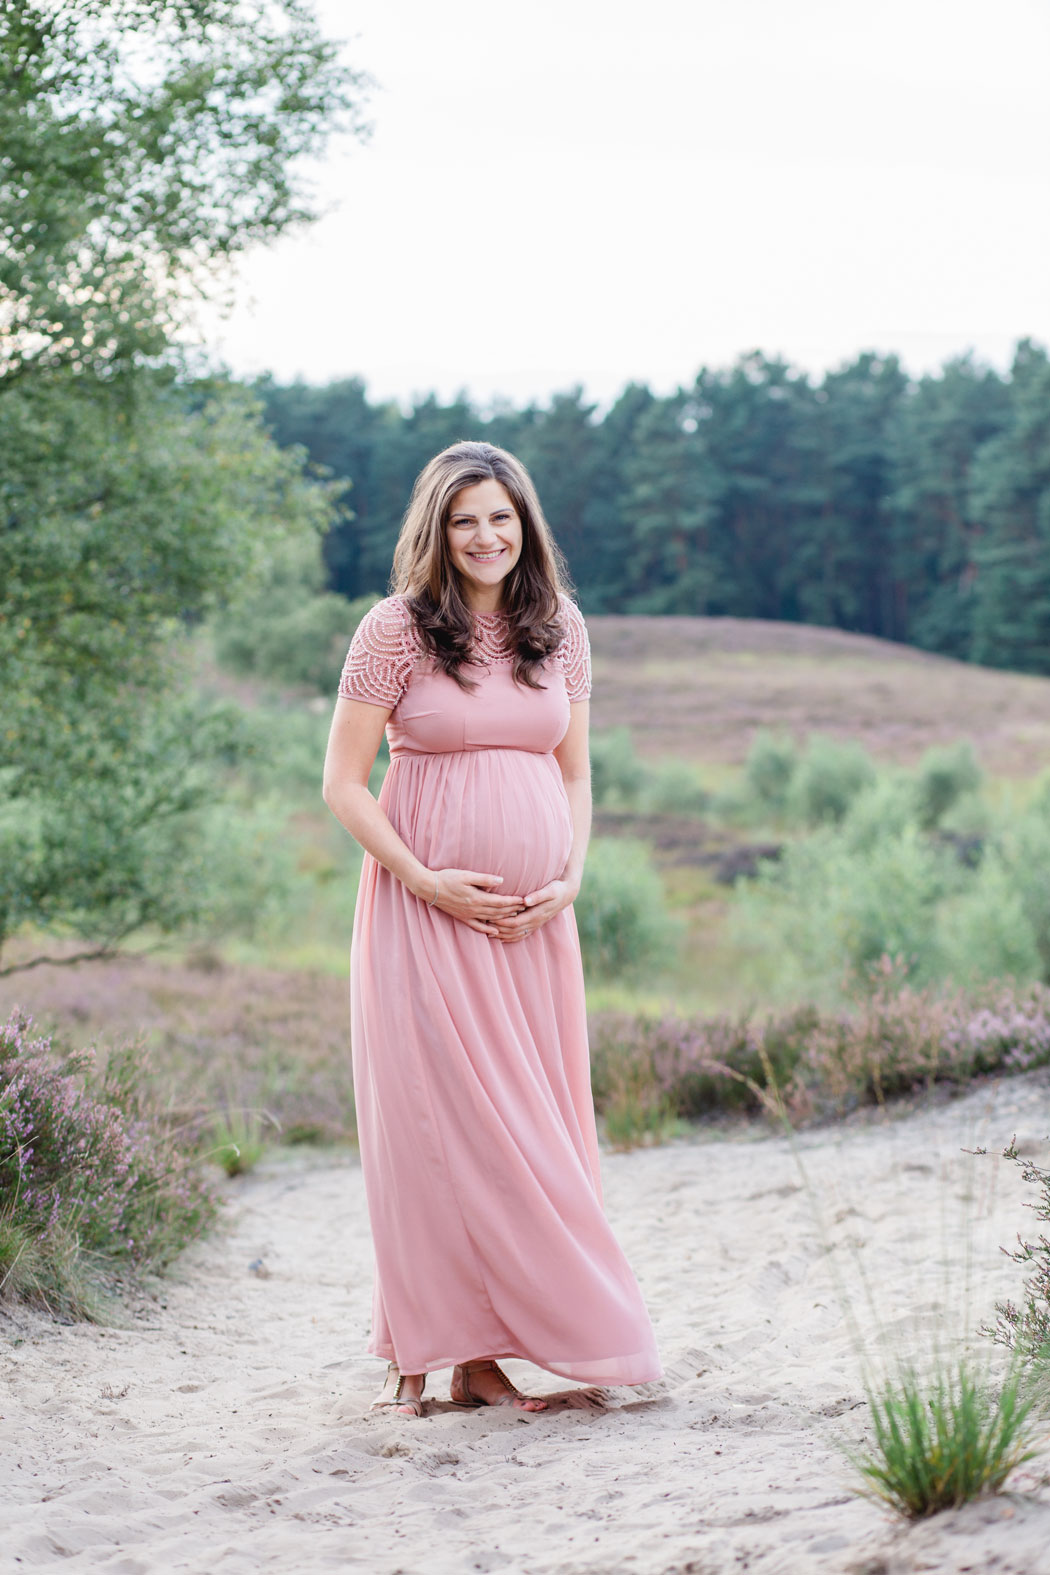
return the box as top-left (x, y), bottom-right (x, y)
top-left (450, 1359), bottom-right (548, 1411)
top-left (370, 1361), bottom-right (426, 1417)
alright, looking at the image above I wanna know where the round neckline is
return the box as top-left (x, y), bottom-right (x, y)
top-left (471, 607), bottom-right (509, 619)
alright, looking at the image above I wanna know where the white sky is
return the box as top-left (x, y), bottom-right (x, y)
top-left (200, 0), bottom-right (1050, 408)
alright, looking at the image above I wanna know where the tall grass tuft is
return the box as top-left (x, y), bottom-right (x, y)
top-left (855, 1361), bottom-right (1037, 1518)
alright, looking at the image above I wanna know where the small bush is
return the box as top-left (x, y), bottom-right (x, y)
top-left (913, 740), bottom-right (983, 832)
top-left (731, 821), bottom-right (955, 999)
top-left (855, 1361), bottom-right (1036, 1518)
top-left (0, 1012), bottom-right (219, 1318)
top-left (589, 728), bottom-right (645, 808)
top-left (576, 838), bottom-right (681, 979)
top-left (643, 760), bottom-right (710, 816)
top-left (744, 729), bottom-right (798, 815)
top-left (790, 735), bottom-right (876, 827)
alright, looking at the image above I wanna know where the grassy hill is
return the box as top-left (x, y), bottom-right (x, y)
top-left (589, 616), bottom-right (1050, 775)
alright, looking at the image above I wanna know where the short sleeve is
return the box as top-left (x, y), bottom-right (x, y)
top-left (555, 597), bottom-right (592, 701)
top-left (337, 596), bottom-right (422, 709)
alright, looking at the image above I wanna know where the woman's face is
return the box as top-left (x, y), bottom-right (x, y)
top-left (445, 478), bottom-right (523, 609)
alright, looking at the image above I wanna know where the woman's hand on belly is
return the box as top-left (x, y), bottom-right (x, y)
top-left (492, 877), bottom-right (579, 944)
top-left (429, 867), bottom-right (525, 936)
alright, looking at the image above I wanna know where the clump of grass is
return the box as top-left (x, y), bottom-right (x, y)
top-left (0, 1010), bottom-right (219, 1318)
top-left (206, 1106), bottom-right (273, 1177)
top-left (855, 1360), bottom-right (1037, 1518)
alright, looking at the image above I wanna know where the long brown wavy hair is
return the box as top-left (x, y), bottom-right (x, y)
top-left (390, 441), bottom-right (574, 689)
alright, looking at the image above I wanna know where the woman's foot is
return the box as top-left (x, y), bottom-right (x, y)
top-left (450, 1359), bottom-right (549, 1411)
top-left (370, 1362), bottom-right (426, 1417)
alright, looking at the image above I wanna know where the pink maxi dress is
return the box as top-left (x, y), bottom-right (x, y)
top-left (338, 593), bottom-right (662, 1386)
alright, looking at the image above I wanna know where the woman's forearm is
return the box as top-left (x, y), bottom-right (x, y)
top-left (325, 781), bottom-right (433, 901)
top-left (559, 774), bottom-right (592, 895)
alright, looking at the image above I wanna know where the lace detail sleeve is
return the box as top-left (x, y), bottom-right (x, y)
top-left (338, 596), bottom-right (422, 709)
top-left (555, 596), bottom-right (592, 701)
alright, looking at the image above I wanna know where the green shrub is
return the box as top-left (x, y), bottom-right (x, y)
top-left (790, 735), bottom-right (877, 827)
top-left (731, 822), bottom-right (954, 1000)
top-left (938, 849), bottom-right (1042, 986)
top-left (643, 760), bottom-right (710, 816)
top-left (576, 838), bottom-right (681, 979)
top-left (744, 729), bottom-right (798, 815)
top-left (913, 740), bottom-right (983, 831)
top-left (215, 589), bottom-right (377, 693)
top-left (589, 728), bottom-right (645, 808)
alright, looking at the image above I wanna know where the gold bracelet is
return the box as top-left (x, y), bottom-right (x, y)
top-left (427, 877), bottom-right (439, 906)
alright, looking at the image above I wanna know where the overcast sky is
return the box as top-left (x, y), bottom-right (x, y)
top-left (200, 0), bottom-right (1050, 408)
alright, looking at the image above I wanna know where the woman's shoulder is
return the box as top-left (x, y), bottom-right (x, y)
top-left (354, 594), bottom-right (424, 651)
top-left (552, 593), bottom-right (591, 699)
top-left (554, 592), bottom-right (588, 640)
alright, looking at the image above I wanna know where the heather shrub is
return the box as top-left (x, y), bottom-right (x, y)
top-left (576, 838), bottom-right (681, 980)
top-left (588, 982), bottom-right (1050, 1140)
top-left (986, 1141), bottom-right (1050, 1371)
top-left (0, 1012), bottom-right (219, 1317)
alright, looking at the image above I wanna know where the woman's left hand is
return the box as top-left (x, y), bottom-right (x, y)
top-left (492, 878), bottom-right (578, 943)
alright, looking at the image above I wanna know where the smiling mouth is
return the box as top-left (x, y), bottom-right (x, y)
top-left (467, 548), bottom-right (506, 561)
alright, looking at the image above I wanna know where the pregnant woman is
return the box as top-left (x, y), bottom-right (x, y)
top-left (323, 440), bottom-right (661, 1416)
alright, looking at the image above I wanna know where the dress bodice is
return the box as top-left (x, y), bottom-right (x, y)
top-left (338, 596), bottom-right (591, 758)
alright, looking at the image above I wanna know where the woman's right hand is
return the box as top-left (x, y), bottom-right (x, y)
top-left (423, 869), bottom-right (522, 935)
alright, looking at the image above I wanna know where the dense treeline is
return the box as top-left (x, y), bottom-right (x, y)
top-left (258, 340), bottom-right (1050, 673)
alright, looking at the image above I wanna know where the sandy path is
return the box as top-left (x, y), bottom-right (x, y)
top-left (3, 1073), bottom-right (1050, 1575)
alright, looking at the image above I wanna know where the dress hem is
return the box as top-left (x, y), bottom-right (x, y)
top-left (367, 1339), bottom-right (663, 1388)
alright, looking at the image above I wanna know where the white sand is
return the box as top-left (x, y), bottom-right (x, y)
top-left (4, 1072), bottom-right (1050, 1575)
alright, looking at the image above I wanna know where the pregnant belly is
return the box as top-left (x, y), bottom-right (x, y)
top-left (381, 749), bottom-right (574, 897)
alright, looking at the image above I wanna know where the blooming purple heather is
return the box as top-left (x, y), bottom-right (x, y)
top-left (0, 1011), bottom-right (219, 1314)
top-left (588, 980), bottom-right (1050, 1139)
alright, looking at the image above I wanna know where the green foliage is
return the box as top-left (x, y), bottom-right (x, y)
top-left (914, 741), bottom-right (983, 831)
top-left (589, 728), bottom-right (646, 808)
top-left (0, 0), bottom-right (368, 382)
top-left (643, 759), bottom-right (710, 816)
top-left (211, 529), bottom-right (378, 691)
top-left (727, 737), bottom-right (1050, 1002)
top-left (855, 1362), bottom-right (1036, 1518)
top-left (790, 735), bottom-right (877, 827)
top-left (0, 0), bottom-right (364, 969)
top-left (207, 1108), bottom-right (271, 1178)
top-left (744, 729), bottom-right (798, 815)
top-left (575, 838), bottom-right (681, 980)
